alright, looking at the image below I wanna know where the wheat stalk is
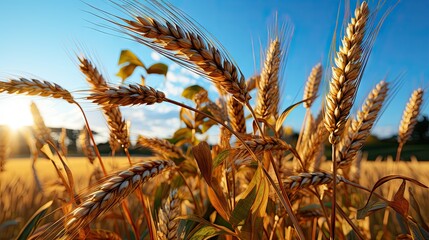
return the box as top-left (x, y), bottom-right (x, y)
top-left (337, 80), bottom-right (389, 168)
top-left (303, 63), bottom-right (323, 109)
top-left (0, 78), bottom-right (74, 103)
top-left (283, 172), bottom-right (344, 191)
top-left (157, 188), bottom-right (180, 240)
top-left (79, 127), bottom-right (96, 164)
top-left (396, 88), bottom-right (424, 161)
top-left (398, 88), bottom-right (424, 146)
top-left (137, 136), bottom-right (186, 160)
top-left (59, 128), bottom-right (68, 156)
top-left (237, 136), bottom-right (293, 155)
top-left (65, 160), bottom-right (174, 236)
top-left (227, 96), bottom-right (246, 134)
top-left (79, 57), bottom-right (130, 149)
top-left (88, 84), bottom-right (166, 106)
top-left (115, 11), bottom-right (249, 103)
top-left (256, 38), bottom-right (281, 119)
top-left (324, 2), bottom-right (369, 144)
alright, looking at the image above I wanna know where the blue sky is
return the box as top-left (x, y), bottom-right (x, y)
top-left (0, 0), bottom-right (428, 142)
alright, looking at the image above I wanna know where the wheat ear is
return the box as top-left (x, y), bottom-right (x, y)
top-left (157, 189), bottom-right (180, 240)
top-left (137, 136), bottom-right (186, 160)
top-left (337, 80), bottom-right (388, 168)
top-left (303, 63), bottom-right (323, 108)
top-left (396, 88), bottom-right (424, 161)
top-left (65, 160), bottom-right (175, 235)
top-left (30, 102), bottom-right (54, 146)
top-left (88, 84), bottom-right (166, 106)
top-left (227, 96), bottom-right (246, 134)
top-left (256, 38), bottom-right (281, 119)
top-left (0, 78), bottom-right (74, 103)
top-left (115, 12), bottom-right (249, 103)
top-left (324, 2), bottom-right (369, 144)
top-left (237, 137), bottom-right (294, 155)
top-left (79, 127), bottom-right (96, 164)
top-left (283, 172), bottom-right (344, 191)
top-left (79, 57), bottom-right (130, 149)
top-left (299, 121), bottom-right (328, 171)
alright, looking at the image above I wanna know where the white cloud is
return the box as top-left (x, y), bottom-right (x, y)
top-left (150, 51), bottom-right (161, 61)
top-left (372, 125), bottom-right (396, 139)
top-left (166, 71), bottom-right (196, 85)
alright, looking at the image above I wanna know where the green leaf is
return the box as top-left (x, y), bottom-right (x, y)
top-left (118, 49), bottom-right (145, 67)
top-left (275, 98), bottom-right (313, 133)
top-left (146, 63), bottom-right (168, 76)
top-left (213, 150), bottom-right (230, 168)
top-left (357, 200), bottom-right (387, 219)
top-left (182, 85), bottom-right (207, 100)
top-left (190, 225), bottom-right (225, 240)
top-left (409, 219), bottom-right (426, 240)
top-left (173, 128), bottom-right (193, 141)
top-left (16, 201), bottom-right (53, 240)
top-left (116, 64), bottom-right (138, 82)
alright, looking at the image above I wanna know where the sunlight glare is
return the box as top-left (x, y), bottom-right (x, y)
top-left (0, 98), bottom-right (33, 131)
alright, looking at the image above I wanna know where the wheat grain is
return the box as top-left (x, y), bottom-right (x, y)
top-left (237, 136), bottom-right (293, 155)
top-left (137, 136), bottom-right (186, 160)
top-left (0, 78), bottom-right (74, 103)
top-left (324, 2), bottom-right (369, 144)
top-left (79, 57), bottom-right (130, 149)
top-left (398, 88), bottom-right (424, 145)
top-left (283, 172), bottom-right (344, 191)
top-left (303, 63), bottom-right (322, 108)
top-left (88, 84), bottom-right (165, 106)
top-left (86, 229), bottom-right (122, 240)
top-left (79, 127), bottom-right (96, 164)
top-left (157, 189), bottom-right (180, 240)
top-left (227, 96), bottom-right (246, 134)
top-left (337, 80), bottom-right (388, 168)
top-left (65, 160), bottom-right (174, 235)
top-left (256, 38), bottom-right (281, 119)
top-left (115, 10), bottom-right (250, 103)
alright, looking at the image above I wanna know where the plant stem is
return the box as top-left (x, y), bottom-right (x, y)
top-left (331, 144), bottom-right (337, 239)
top-left (395, 142), bottom-right (404, 162)
top-left (74, 101), bottom-right (107, 175)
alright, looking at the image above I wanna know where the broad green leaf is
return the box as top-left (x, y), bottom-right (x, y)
top-left (213, 150), bottom-right (230, 168)
top-left (357, 200), bottom-right (387, 219)
top-left (116, 64), bottom-right (138, 82)
top-left (146, 63), bottom-right (168, 76)
top-left (16, 201), bottom-right (53, 240)
top-left (118, 50), bottom-right (145, 67)
top-left (230, 187), bottom-right (257, 226)
top-left (182, 85), bottom-right (207, 100)
top-left (275, 98), bottom-right (313, 133)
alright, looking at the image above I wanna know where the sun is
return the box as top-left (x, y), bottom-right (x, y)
top-left (0, 97), bottom-right (33, 131)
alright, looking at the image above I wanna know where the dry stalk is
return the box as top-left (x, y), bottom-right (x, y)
top-left (396, 88), bottom-right (424, 161)
top-left (303, 63), bottom-right (323, 109)
top-left (256, 38), bottom-right (281, 119)
top-left (116, 12), bottom-right (250, 103)
top-left (88, 84), bottom-right (165, 106)
top-left (157, 189), bottom-right (180, 240)
top-left (337, 80), bottom-right (389, 168)
top-left (59, 128), bottom-right (68, 156)
top-left (324, 2), bottom-right (370, 145)
top-left (227, 96), bottom-right (246, 134)
top-left (0, 78), bottom-right (74, 103)
top-left (137, 136), bottom-right (186, 160)
top-left (64, 160), bottom-right (175, 236)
